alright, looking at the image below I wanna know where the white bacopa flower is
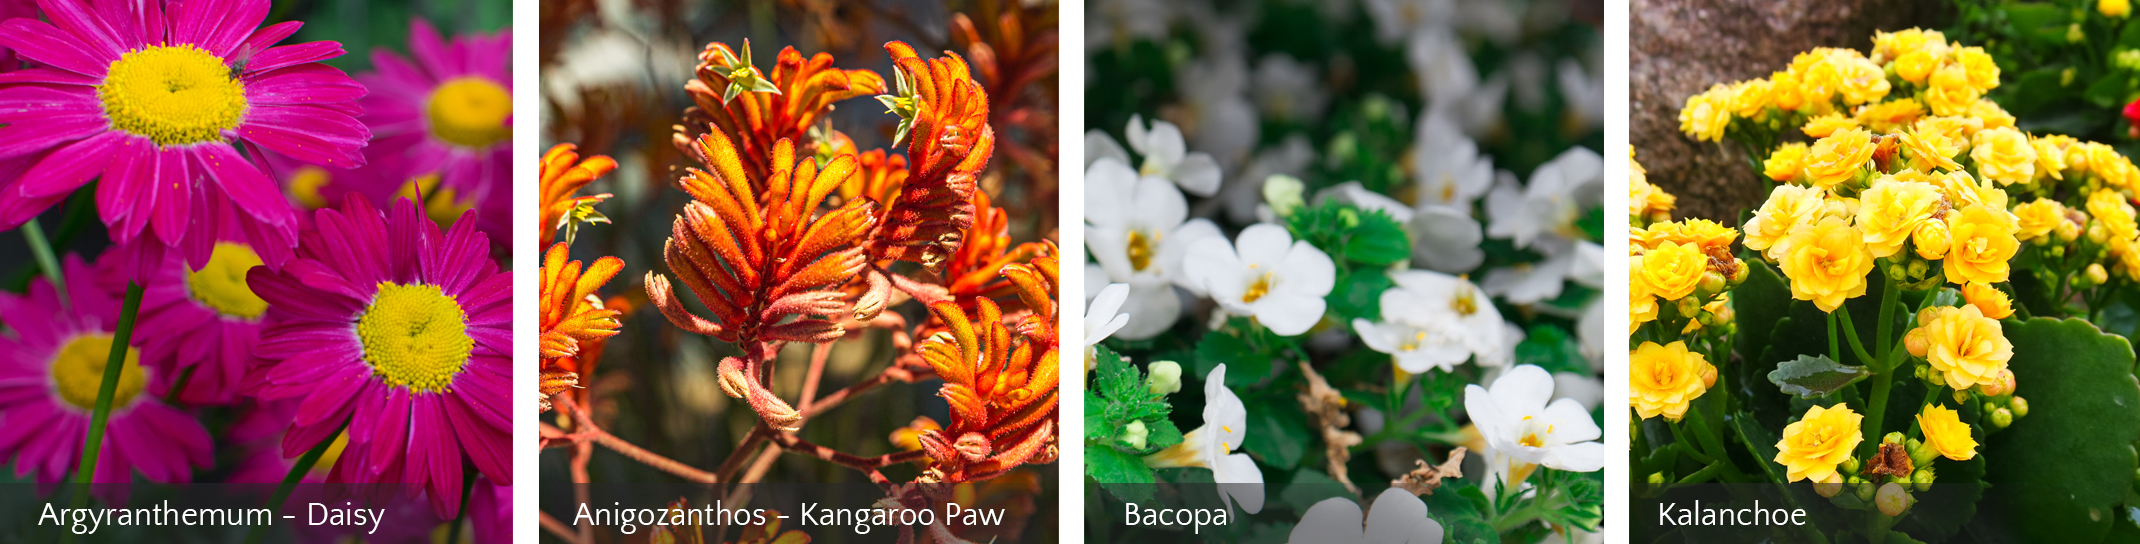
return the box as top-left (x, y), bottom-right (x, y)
top-left (1253, 53), bottom-right (1329, 123)
top-left (1486, 146), bottom-right (1603, 249)
top-left (1085, 283), bottom-right (1132, 348)
top-left (1465, 365), bottom-right (1605, 479)
top-left (1558, 57), bottom-right (1604, 131)
top-left (1126, 114), bottom-right (1224, 197)
top-left (1355, 269), bottom-right (1505, 373)
top-left (1085, 157), bottom-right (1222, 339)
top-left (1085, 128), bottom-right (1131, 167)
top-left (1184, 224), bottom-right (1336, 336)
top-left (1364, 0), bottom-right (1454, 44)
top-left (1177, 56), bottom-right (1261, 167)
top-left (1412, 109), bottom-right (1495, 210)
top-left (1286, 487), bottom-right (1445, 544)
top-left (1407, 28), bottom-right (1478, 114)
top-left (1408, 205), bottom-right (1485, 273)
top-left (1145, 364), bottom-right (1266, 514)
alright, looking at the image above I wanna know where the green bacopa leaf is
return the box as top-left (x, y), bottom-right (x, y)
top-left (1767, 354), bottom-right (1871, 399)
top-left (1341, 208), bottom-right (1409, 266)
top-left (1087, 446), bottom-right (1157, 503)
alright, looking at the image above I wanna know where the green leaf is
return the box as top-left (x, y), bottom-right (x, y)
top-left (1194, 321), bottom-right (1277, 388)
top-left (1146, 418), bottom-right (1184, 452)
top-left (1094, 345), bottom-right (1142, 401)
top-left (1242, 401), bottom-right (1310, 470)
top-left (1766, 354), bottom-right (1871, 399)
top-left (1982, 317), bottom-right (2140, 544)
top-left (1088, 447), bottom-right (1157, 503)
top-left (2087, 73), bottom-right (2126, 108)
top-left (1732, 258), bottom-right (1792, 366)
top-left (1424, 480), bottom-right (1499, 544)
top-left (1342, 209), bottom-right (1410, 265)
top-left (1278, 469), bottom-right (1349, 513)
top-left (1326, 268), bottom-right (1391, 322)
top-left (1515, 324), bottom-right (1588, 376)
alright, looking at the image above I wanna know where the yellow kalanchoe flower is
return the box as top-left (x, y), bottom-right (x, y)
top-left (2106, 0), bottom-right (2131, 19)
top-left (1802, 113), bottom-right (1860, 139)
top-left (1680, 84), bottom-right (1732, 142)
top-left (2088, 187), bottom-right (2138, 249)
top-left (1961, 281), bottom-right (2014, 319)
top-left (1630, 257), bottom-right (1659, 335)
top-left (1766, 143), bottom-right (1810, 183)
top-left (1744, 184), bottom-right (1830, 258)
top-left (2032, 134), bottom-right (2071, 181)
top-left (1899, 122), bottom-right (1964, 172)
top-left (1856, 179), bottom-right (1944, 259)
top-left (1630, 341), bottom-right (1716, 421)
top-left (1918, 404), bottom-right (1978, 461)
top-left (1913, 219), bottom-right (1952, 259)
top-left (1925, 64), bottom-right (1979, 117)
top-left (1909, 304), bottom-right (2013, 389)
top-left (1770, 71), bottom-right (1807, 112)
top-left (1944, 204), bottom-right (2020, 284)
top-left (1778, 216), bottom-right (1875, 312)
top-left (1955, 47), bottom-right (2001, 93)
top-left (1834, 53), bottom-right (1891, 105)
top-left (1804, 128), bottom-right (1876, 189)
top-left (2011, 199), bottom-right (2066, 243)
top-left (1969, 100), bottom-right (2016, 130)
top-left (1775, 403), bottom-right (1864, 483)
top-left (1730, 79), bottom-right (1773, 118)
top-left (1971, 126), bottom-right (2038, 185)
top-left (1856, 98), bottom-right (1926, 134)
top-left (1640, 241), bottom-right (1707, 301)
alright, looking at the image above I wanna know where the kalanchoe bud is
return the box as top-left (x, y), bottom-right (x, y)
top-left (1886, 262), bottom-right (1907, 282)
top-left (1841, 457), bottom-right (1861, 475)
top-left (1675, 296), bottom-right (1702, 318)
top-left (1912, 466), bottom-right (1937, 492)
top-left (1647, 472), bottom-right (1666, 485)
top-left (1699, 362), bottom-right (1717, 388)
top-left (1263, 175), bottom-right (1307, 217)
top-left (1876, 482), bottom-right (1913, 516)
top-left (1732, 263), bottom-right (1750, 284)
top-left (1906, 258), bottom-right (1930, 280)
top-left (1884, 432), bottom-right (1906, 445)
top-left (2009, 396), bottom-right (2029, 418)
top-left (1905, 329), bottom-right (1930, 358)
top-left (1990, 407), bottom-right (2014, 429)
top-left (1147, 361), bottom-right (1183, 395)
top-left (1976, 368), bottom-right (2015, 396)
top-left (1814, 472), bottom-right (1844, 497)
top-left (1854, 478), bottom-right (1876, 501)
top-left (2057, 220), bottom-right (2081, 242)
top-left (1906, 438), bottom-right (1937, 469)
top-left (1120, 420), bottom-right (1149, 450)
top-left (2089, 263), bottom-right (2112, 286)
top-left (1698, 271), bottom-right (1727, 297)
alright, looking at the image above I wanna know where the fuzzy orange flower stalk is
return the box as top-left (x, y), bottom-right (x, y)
top-left (540, 244), bottom-right (624, 412)
top-left (870, 42), bottom-right (993, 269)
top-left (913, 296), bottom-right (1058, 483)
top-left (942, 192), bottom-right (1054, 300)
top-left (539, 144), bottom-right (619, 247)
top-left (680, 40), bottom-right (886, 184)
top-left (646, 129), bottom-right (879, 431)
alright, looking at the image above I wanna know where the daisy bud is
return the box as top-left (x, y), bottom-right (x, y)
top-left (1814, 472), bottom-right (1844, 497)
top-left (2009, 396), bottom-right (2029, 418)
top-left (1876, 483), bottom-right (1914, 516)
top-left (1120, 420), bottom-right (1149, 450)
top-left (1147, 361), bottom-right (1183, 395)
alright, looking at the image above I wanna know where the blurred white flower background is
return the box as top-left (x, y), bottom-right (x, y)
top-left (1082, 0), bottom-right (1605, 542)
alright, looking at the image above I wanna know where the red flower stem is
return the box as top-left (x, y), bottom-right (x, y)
top-left (558, 395), bottom-right (719, 483)
top-left (67, 281), bottom-right (141, 513)
top-left (768, 432), bottom-right (929, 472)
top-left (799, 342), bottom-right (833, 411)
top-left (571, 440), bottom-right (593, 544)
top-left (800, 363), bottom-right (929, 420)
top-left (713, 425), bottom-right (771, 482)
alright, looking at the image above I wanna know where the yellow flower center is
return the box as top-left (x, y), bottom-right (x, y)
top-left (1127, 230), bottom-right (1155, 272)
top-left (288, 166), bottom-right (331, 209)
top-left (394, 173), bottom-right (477, 227)
top-left (1439, 175), bottom-right (1457, 202)
top-left (49, 334), bottom-right (146, 411)
top-left (1450, 284), bottom-right (1478, 316)
top-left (425, 77), bottom-right (511, 149)
top-left (356, 282), bottom-right (472, 393)
top-left (186, 242), bottom-right (268, 319)
top-left (1241, 272), bottom-right (1274, 303)
top-left (98, 45), bottom-right (248, 146)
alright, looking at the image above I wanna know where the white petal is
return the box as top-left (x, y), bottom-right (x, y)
top-left (1288, 497), bottom-right (1366, 544)
top-left (1142, 117), bottom-right (1189, 166)
top-left (1234, 223), bottom-right (1297, 270)
top-left (1354, 319), bottom-right (1400, 354)
top-left (1543, 441), bottom-right (1605, 473)
top-left (1488, 365), bottom-right (1556, 416)
top-left (1569, 240), bottom-right (1605, 288)
top-left (1163, 219), bottom-right (1225, 293)
top-left (1114, 283), bottom-right (1183, 340)
top-left (1251, 292), bottom-right (1326, 336)
top-left (1554, 372), bottom-right (1604, 412)
top-left (1184, 236), bottom-right (1246, 305)
top-left (1125, 114), bottom-right (1156, 156)
top-left (1279, 241), bottom-right (1337, 297)
top-left (1214, 453), bottom-right (1266, 514)
top-left (1396, 344), bottom-right (1468, 375)
top-left (1203, 366), bottom-right (1248, 454)
top-left (1084, 283), bottom-right (1133, 346)
top-left (1317, 181), bottom-right (1414, 223)
top-left (1542, 397), bottom-right (1602, 443)
top-left (1363, 488), bottom-right (1430, 544)
top-left (1086, 129), bottom-right (1132, 167)
top-left (1085, 158), bottom-right (1140, 228)
top-left (1174, 152), bottom-right (1225, 196)
top-left (1462, 384), bottom-right (1506, 440)
top-left (1130, 175), bottom-right (1191, 233)
top-left (1087, 225), bottom-right (1136, 282)
top-left (1409, 206), bottom-right (1485, 273)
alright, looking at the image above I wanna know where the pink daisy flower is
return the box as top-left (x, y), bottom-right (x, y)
top-left (357, 18), bottom-right (510, 242)
top-left (244, 196), bottom-right (510, 517)
top-left (0, 0), bottom-right (370, 281)
top-left (111, 220), bottom-right (296, 406)
top-left (0, 254), bottom-right (212, 500)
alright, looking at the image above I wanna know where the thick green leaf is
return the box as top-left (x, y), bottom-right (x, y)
top-left (1733, 258), bottom-right (1791, 366)
top-left (1342, 209), bottom-right (1410, 265)
top-left (1982, 318), bottom-right (2140, 544)
top-left (1326, 268), bottom-right (1391, 323)
top-left (1242, 401), bottom-right (1309, 470)
top-left (1424, 481), bottom-right (1499, 544)
top-left (1089, 446), bottom-right (1158, 503)
top-left (1767, 354), bottom-right (1871, 399)
top-left (2087, 73), bottom-right (2126, 108)
top-left (1194, 322), bottom-right (1277, 388)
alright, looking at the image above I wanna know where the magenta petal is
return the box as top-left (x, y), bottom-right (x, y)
top-left (94, 138), bottom-right (154, 233)
top-left (0, 67), bottom-right (102, 86)
top-left (15, 130), bottom-right (123, 200)
top-left (245, 63), bottom-right (366, 105)
top-left (149, 150), bottom-right (194, 246)
top-left (193, 143), bottom-right (295, 227)
top-left (33, 0), bottom-right (127, 61)
top-left (421, 210), bottom-right (487, 294)
top-left (0, 113), bottom-right (106, 161)
top-left (0, 85), bottom-right (100, 122)
top-left (366, 387), bottom-right (410, 477)
top-left (94, 0), bottom-right (161, 46)
top-left (246, 266), bottom-right (365, 321)
top-left (236, 111), bottom-right (366, 168)
top-left (0, 19), bottom-right (111, 77)
top-left (243, 41), bottom-right (343, 74)
top-left (406, 17), bottom-right (452, 79)
top-left (252, 322), bottom-right (354, 359)
top-left (444, 395), bottom-right (510, 485)
top-left (239, 20), bottom-right (302, 57)
top-left (293, 364), bottom-right (366, 429)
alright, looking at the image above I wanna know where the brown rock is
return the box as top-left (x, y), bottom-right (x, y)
top-left (1631, 0), bottom-right (1949, 224)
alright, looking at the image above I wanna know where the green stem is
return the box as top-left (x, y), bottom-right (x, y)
top-left (1828, 311), bottom-right (1842, 364)
top-left (243, 419), bottom-right (346, 544)
top-left (1876, 273), bottom-right (1899, 365)
top-left (162, 365), bottom-right (197, 406)
top-left (1864, 360), bottom-right (1898, 454)
top-left (1676, 461), bottom-right (1727, 485)
top-left (1666, 417), bottom-right (1718, 465)
top-left (68, 281), bottom-right (142, 510)
top-left (22, 219), bottom-right (65, 309)
top-left (1834, 306), bottom-right (1878, 367)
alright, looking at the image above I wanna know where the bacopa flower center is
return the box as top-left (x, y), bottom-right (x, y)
top-left (426, 76), bottom-right (512, 148)
top-left (98, 45), bottom-right (248, 145)
top-left (186, 242), bottom-right (268, 319)
top-left (357, 282), bottom-right (473, 393)
top-left (50, 334), bottom-right (146, 411)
